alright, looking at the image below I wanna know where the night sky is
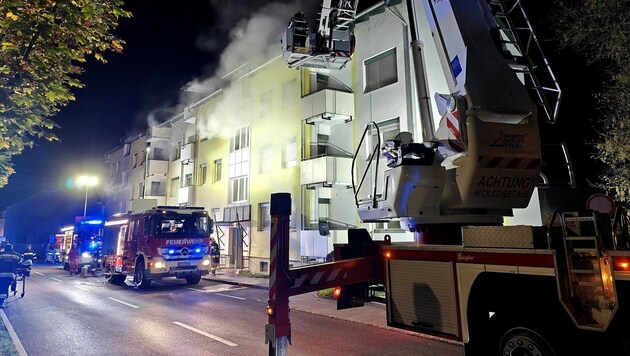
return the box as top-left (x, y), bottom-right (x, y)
top-left (0, 0), bottom-right (604, 212)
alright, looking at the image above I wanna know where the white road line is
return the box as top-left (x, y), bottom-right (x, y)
top-left (216, 293), bottom-right (245, 300)
top-left (173, 321), bottom-right (237, 347)
top-left (108, 297), bottom-right (139, 309)
top-left (184, 287), bottom-right (203, 292)
top-left (51, 278), bottom-right (63, 283)
top-left (34, 272), bottom-right (44, 276)
top-left (73, 285), bottom-right (90, 292)
top-left (0, 310), bottom-right (28, 356)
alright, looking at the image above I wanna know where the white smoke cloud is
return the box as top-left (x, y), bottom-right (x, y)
top-left (184, 0), bottom-right (313, 140)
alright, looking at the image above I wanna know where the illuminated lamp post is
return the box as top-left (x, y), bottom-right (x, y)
top-left (76, 175), bottom-right (98, 217)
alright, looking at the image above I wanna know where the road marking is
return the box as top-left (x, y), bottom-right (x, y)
top-left (34, 272), bottom-right (45, 276)
top-left (184, 287), bottom-right (203, 292)
top-left (0, 310), bottom-right (27, 356)
top-left (216, 293), bottom-right (245, 300)
top-left (108, 297), bottom-right (139, 309)
top-left (51, 278), bottom-right (63, 283)
top-left (74, 285), bottom-right (90, 292)
top-left (173, 321), bottom-right (237, 347)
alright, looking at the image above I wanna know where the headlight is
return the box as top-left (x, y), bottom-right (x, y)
top-left (82, 252), bottom-right (91, 258)
top-left (154, 261), bottom-right (166, 269)
top-left (202, 259), bottom-right (210, 266)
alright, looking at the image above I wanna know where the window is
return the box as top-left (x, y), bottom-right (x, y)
top-left (213, 159), bottom-right (222, 182)
top-left (364, 48), bottom-right (397, 93)
top-left (259, 90), bottom-right (272, 118)
top-left (260, 145), bottom-right (272, 174)
top-left (185, 173), bottom-right (193, 187)
top-left (149, 181), bottom-right (162, 196)
top-left (116, 161), bottom-right (121, 174)
top-left (141, 149), bottom-right (147, 165)
top-left (122, 171), bottom-right (128, 185)
top-left (199, 164), bottom-right (208, 185)
top-left (282, 79), bottom-right (297, 107)
top-left (139, 182), bottom-right (144, 198)
top-left (258, 202), bottom-right (271, 231)
top-left (283, 137), bottom-right (297, 168)
top-left (229, 176), bottom-right (248, 203)
top-left (230, 127), bottom-right (249, 152)
top-left (123, 143), bottom-right (131, 157)
top-left (153, 147), bottom-right (165, 160)
top-left (133, 153), bottom-right (138, 168)
top-left (170, 178), bottom-right (179, 197)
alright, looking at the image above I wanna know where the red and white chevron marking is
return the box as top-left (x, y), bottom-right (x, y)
top-left (269, 217), bottom-right (278, 300)
top-left (291, 268), bottom-right (348, 288)
top-left (477, 156), bottom-right (541, 169)
top-left (446, 109), bottom-right (466, 152)
top-left (334, 51), bottom-right (351, 58)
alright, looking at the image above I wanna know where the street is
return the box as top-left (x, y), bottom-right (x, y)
top-left (2, 264), bottom-right (464, 356)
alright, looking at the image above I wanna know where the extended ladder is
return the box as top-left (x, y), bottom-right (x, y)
top-left (488, 0), bottom-right (562, 124)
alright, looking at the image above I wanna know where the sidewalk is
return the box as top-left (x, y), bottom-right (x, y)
top-left (202, 269), bottom-right (393, 331)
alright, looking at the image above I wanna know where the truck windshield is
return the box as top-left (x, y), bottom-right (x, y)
top-left (155, 215), bottom-right (210, 237)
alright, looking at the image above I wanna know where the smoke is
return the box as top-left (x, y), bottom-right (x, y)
top-left (174, 0), bottom-right (315, 140)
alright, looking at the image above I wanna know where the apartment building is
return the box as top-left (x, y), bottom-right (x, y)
top-left (102, 2), bottom-right (440, 273)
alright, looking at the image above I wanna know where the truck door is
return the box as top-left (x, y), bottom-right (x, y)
top-left (123, 219), bottom-right (140, 270)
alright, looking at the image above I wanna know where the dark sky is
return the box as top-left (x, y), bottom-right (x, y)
top-left (0, 0), bottom-right (604, 211)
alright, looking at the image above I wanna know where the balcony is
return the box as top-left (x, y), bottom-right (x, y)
top-left (146, 126), bottom-right (171, 142)
top-left (180, 142), bottom-right (195, 164)
top-left (147, 159), bottom-right (169, 176)
top-left (301, 156), bottom-right (352, 187)
top-left (301, 89), bottom-right (353, 124)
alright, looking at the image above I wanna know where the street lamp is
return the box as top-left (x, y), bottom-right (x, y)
top-left (76, 175), bottom-right (98, 217)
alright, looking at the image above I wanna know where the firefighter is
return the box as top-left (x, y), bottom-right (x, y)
top-left (68, 243), bottom-right (79, 275)
top-left (22, 244), bottom-right (37, 264)
top-left (209, 238), bottom-right (220, 275)
top-left (0, 244), bottom-right (22, 294)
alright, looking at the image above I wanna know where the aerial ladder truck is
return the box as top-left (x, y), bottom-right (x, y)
top-left (267, 1), bottom-right (630, 355)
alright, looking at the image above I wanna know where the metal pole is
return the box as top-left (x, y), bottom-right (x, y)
top-left (266, 192), bottom-right (292, 356)
top-left (83, 185), bottom-right (89, 217)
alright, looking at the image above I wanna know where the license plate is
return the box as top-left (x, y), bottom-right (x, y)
top-left (178, 261), bottom-right (191, 267)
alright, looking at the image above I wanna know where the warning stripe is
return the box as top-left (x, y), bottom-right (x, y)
top-left (478, 156), bottom-right (541, 169)
top-left (446, 109), bottom-right (466, 152)
top-left (334, 51), bottom-right (351, 57)
top-left (292, 268), bottom-right (347, 288)
top-left (269, 217), bottom-right (277, 300)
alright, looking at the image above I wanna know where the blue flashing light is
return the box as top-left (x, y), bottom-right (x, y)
top-left (84, 219), bottom-right (104, 225)
top-left (168, 249), bottom-right (175, 254)
top-left (195, 248), bottom-right (201, 253)
top-left (90, 241), bottom-right (97, 248)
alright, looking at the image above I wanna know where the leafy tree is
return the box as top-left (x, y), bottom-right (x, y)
top-left (0, 0), bottom-right (132, 188)
top-left (552, 0), bottom-right (630, 201)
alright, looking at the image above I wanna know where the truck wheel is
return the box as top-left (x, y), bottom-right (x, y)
top-left (133, 260), bottom-right (151, 289)
top-left (185, 274), bottom-right (201, 285)
top-left (106, 273), bottom-right (126, 285)
top-left (492, 312), bottom-right (559, 356)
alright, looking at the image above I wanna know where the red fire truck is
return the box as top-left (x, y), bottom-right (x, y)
top-left (101, 204), bottom-right (214, 288)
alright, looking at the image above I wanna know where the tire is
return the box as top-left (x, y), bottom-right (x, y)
top-left (106, 273), bottom-right (126, 285)
top-left (185, 274), bottom-right (202, 285)
top-left (490, 312), bottom-right (560, 356)
top-left (133, 259), bottom-right (151, 289)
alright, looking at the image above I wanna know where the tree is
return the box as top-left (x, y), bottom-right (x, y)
top-left (552, 0), bottom-right (630, 201)
top-left (0, 0), bottom-right (132, 188)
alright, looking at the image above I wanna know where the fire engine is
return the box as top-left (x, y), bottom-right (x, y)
top-left (101, 201), bottom-right (214, 288)
top-left (59, 217), bottom-right (105, 272)
top-left (267, 1), bottom-right (630, 355)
